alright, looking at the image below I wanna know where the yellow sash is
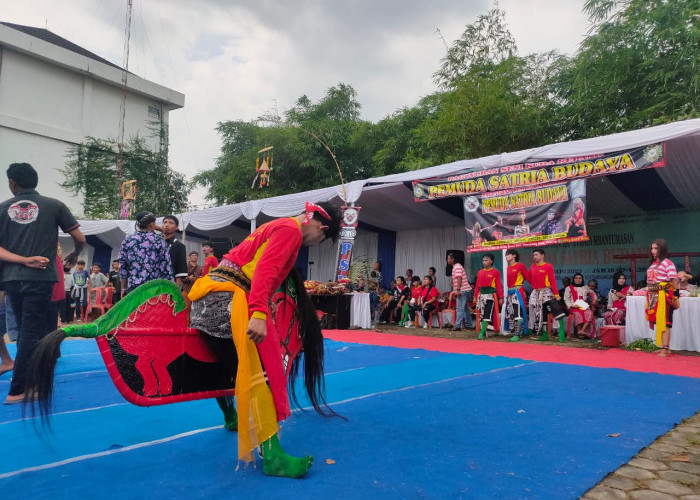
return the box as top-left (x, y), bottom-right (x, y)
top-left (189, 276), bottom-right (278, 462)
top-left (645, 282), bottom-right (668, 347)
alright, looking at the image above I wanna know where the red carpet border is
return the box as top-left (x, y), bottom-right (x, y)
top-left (323, 330), bottom-right (700, 378)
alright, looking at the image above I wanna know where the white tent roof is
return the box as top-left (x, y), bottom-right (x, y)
top-left (72, 118), bottom-right (700, 238)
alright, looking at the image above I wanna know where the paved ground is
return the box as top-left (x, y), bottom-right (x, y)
top-left (583, 412), bottom-right (700, 499)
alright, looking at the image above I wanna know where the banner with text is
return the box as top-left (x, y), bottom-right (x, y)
top-left (412, 142), bottom-right (665, 201)
top-left (464, 180), bottom-right (588, 252)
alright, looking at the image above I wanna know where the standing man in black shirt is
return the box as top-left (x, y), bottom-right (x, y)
top-left (160, 215), bottom-right (188, 288)
top-left (0, 163), bottom-right (85, 404)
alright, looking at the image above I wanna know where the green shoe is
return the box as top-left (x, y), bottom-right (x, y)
top-left (478, 331), bottom-right (485, 340)
top-left (558, 330), bottom-right (566, 343)
top-left (216, 396), bottom-right (238, 432)
top-left (534, 332), bottom-right (549, 341)
top-left (509, 335), bottom-right (520, 342)
top-left (262, 434), bottom-right (313, 478)
top-left (398, 321), bottom-right (404, 327)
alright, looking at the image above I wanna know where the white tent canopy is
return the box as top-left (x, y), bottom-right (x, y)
top-left (61, 118), bottom-right (700, 288)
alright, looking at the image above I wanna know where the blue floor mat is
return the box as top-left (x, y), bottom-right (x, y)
top-left (2, 339), bottom-right (698, 499)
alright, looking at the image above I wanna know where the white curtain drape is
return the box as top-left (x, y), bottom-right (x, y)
top-left (394, 225), bottom-right (468, 292)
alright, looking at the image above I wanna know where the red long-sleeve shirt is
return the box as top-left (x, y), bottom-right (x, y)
top-left (226, 218), bottom-right (302, 319)
top-left (474, 267), bottom-right (503, 300)
top-left (202, 254), bottom-right (219, 276)
top-left (507, 262), bottom-right (530, 288)
top-left (529, 262), bottom-right (559, 295)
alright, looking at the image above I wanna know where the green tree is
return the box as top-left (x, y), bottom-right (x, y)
top-left (61, 129), bottom-right (189, 219)
top-left (553, 0), bottom-right (700, 139)
top-left (194, 83), bottom-right (371, 204)
top-left (433, 6), bottom-right (517, 89)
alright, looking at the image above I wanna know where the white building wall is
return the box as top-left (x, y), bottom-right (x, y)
top-left (0, 34), bottom-right (183, 216)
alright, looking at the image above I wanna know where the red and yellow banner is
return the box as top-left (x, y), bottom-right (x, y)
top-left (412, 143), bottom-right (665, 201)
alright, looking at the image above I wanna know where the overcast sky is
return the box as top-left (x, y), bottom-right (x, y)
top-left (3, 0), bottom-right (590, 207)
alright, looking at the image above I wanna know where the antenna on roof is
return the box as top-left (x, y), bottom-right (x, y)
top-left (117, 0), bottom-right (133, 218)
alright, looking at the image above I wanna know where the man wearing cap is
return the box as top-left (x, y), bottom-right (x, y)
top-left (118, 211), bottom-right (173, 296)
top-left (0, 162), bottom-right (85, 404)
top-left (160, 215), bottom-right (188, 288)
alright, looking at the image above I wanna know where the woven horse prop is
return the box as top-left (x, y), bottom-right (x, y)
top-left (26, 280), bottom-right (241, 417)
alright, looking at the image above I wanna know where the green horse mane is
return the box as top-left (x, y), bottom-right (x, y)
top-left (62, 280), bottom-right (186, 339)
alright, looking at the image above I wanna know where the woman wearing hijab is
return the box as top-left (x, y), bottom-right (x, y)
top-left (604, 271), bottom-right (633, 325)
top-left (564, 273), bottom-right (596, 339)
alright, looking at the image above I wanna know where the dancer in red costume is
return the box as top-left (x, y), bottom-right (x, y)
top-left (188, 202), bottom-right (342, 478)
top-left (505, 249), bottom-right (530, 342)
top-left (474, 253), bottom-right (503, 339)
top-left (528, 248), bottom-right (566, 342)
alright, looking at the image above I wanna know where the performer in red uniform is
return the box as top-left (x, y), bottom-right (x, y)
top-left (189, 202), bottom-right (341, 478)
top-left (505, 249), bottom-right (530, 342)
top-left (528, 248), bottom-right (566, 342)
top-left (474, 253), bottom-right (503, 340)
top-left (201, 241), bottom-right (219, 276)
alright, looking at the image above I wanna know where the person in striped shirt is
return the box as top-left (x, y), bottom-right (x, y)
top-left (645, 239), bottom-right (679, 357)
top-left (447, 252), bottom-right (474, 331)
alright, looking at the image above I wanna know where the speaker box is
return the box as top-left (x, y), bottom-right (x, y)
top-left (209, 238), bottom-right (234, 260)
top-left (445, 249), bottom-right (465, 276)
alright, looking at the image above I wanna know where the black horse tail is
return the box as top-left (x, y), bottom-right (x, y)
top-left (287, 268), bottom-right (343, 419)
top-left (23, 328), bottom-right (67, 425)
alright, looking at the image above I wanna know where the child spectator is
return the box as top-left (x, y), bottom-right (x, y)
top-left (201, 241), bottom-right (219, 276)
top-left (62, 265), bottom-right (75, 324)
top-left (88, 262), bottom-right (108, 306)
top-left (72, 260), bottom-right (90, 322)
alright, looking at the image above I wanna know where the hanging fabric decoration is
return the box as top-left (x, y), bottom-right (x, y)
top-left (252, 146), bottom-right (273, 189)
top-left (120, 179), bottom-right (137, 219)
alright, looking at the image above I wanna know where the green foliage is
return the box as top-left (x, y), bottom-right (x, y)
top-left (434, 6), bottom-right (517, 89)
top-left (61, 128), bottom-right (189, 219)
top-left (194, 83), bottom-right (374, 204)
top-left (625, 338), bottom-right (659, 352)
top-left (554, 0), bottom-right (700, 139)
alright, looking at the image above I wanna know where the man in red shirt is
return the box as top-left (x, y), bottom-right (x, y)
top-left (201, 241), bottom-right (219, 276)
top-left (474, 253), bottom-right (503, 340)
top-left (505, 249), bottom-right (530, 342)
top-left (528, 248), bottom-right (566, 342)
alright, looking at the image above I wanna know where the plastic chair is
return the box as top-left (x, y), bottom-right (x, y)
top-left (426, 307), bottom-right (442, 328)
top-left (104, 287), bottom-right (114, 309)
top-left (84, 287), bottom-right (109, 321)
top-left (441, 298), bottom-right (456, 328)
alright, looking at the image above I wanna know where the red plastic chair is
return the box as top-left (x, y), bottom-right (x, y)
top-left (426, 307), bottom-right (442, 328)
top-left (84, 287), bottom-right (110, 321)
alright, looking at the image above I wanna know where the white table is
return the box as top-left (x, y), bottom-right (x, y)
top-left (626, 296), bottom-right (700, 352)
top-left (350, 292), bottom-right (372, 329)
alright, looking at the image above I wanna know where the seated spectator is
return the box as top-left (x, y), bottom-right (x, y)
top-left (587, 279), bottom-right (605, 318)
top-left (405, 269), bottom-right (414, 283)
top-left (380, 277), bottom-right (409, 324)
top-left (604, 271), bottom-right (633, 325)
top-left (418, 275), bottom-right (440, 328)
top-left (558, 277), bottom-right (571, 315)
top-left (428, 267), bottom-right (437, 285)
top-left (677, 271), bottom-right (697, 296)
top-left (405, 276), bottom-right (422, 328)
top-left (564, 273), bottom-right (596, 339)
